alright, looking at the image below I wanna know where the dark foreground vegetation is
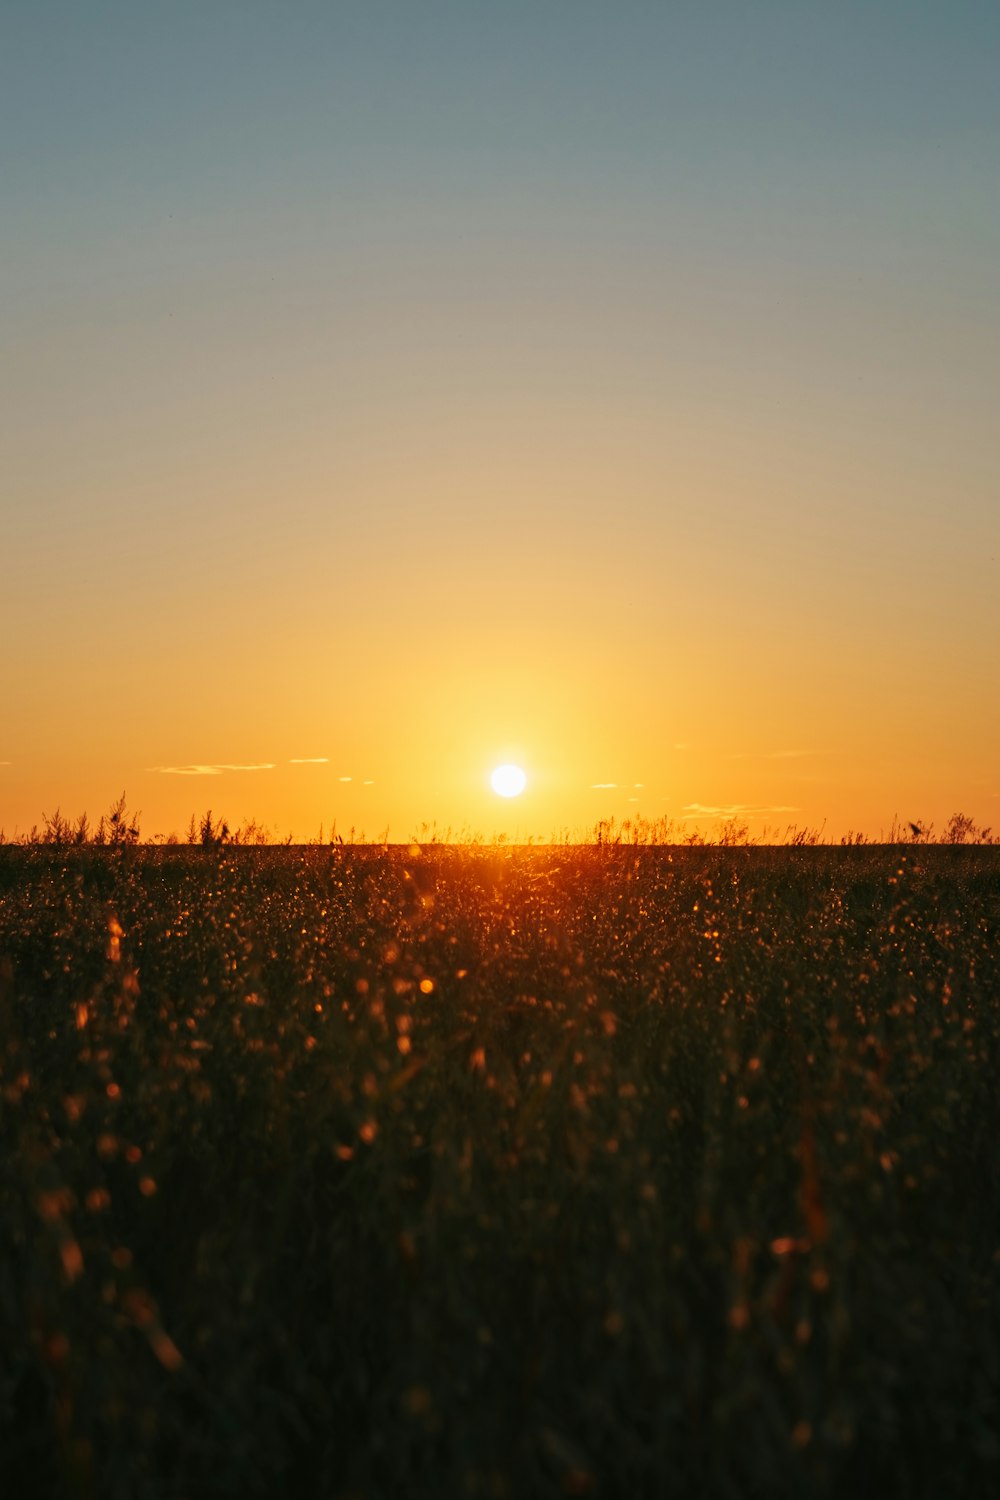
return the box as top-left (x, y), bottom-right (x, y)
top-left (1, 843), bottom-right (998, 1499)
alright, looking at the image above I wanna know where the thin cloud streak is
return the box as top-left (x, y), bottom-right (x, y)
top-left (591, 783), bottom-right (618, 789)
top-left (149, 763), bottom-right (276, 776)
top-left (681, 801), bottom-right (800, 820)
top-left (289, 757), bottom-right (329, 764)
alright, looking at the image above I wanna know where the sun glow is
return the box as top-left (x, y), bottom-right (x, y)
top-left (490, 764), bottom-right (527, 798)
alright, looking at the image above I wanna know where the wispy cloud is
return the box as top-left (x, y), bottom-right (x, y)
top-left (338, 775), bottom-right (352, 782)
top-left (289, 757), bottom-right (329, 764)
top-left (591, 782), bottom-right (618, 789)
top-left (149, 763), bottom-right (276, 776)
top-left (0, 760), bottom-right (10, 767)
top-left (681, 801), bottom-right (800, 820)
top-left (362, 780), bottom-right (375, 785)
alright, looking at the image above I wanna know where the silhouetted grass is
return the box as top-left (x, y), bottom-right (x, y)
top-left (1, 844), bottom-right (998, 1498)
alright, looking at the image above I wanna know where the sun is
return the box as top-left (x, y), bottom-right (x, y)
top-left (490, 763), bottom-right (527, 798)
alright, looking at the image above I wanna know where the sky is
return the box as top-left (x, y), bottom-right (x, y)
top-left (2, 0), bottom-right (998, 842)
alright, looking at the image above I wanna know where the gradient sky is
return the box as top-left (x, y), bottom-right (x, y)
top-left (3, 1), bottom-right (998, 841)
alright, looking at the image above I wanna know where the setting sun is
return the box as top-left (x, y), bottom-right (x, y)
top-left (490, 764), bottom-right (527, 798)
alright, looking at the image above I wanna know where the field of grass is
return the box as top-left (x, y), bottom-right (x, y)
top-left (1, 843), bottom-right (998, 1498)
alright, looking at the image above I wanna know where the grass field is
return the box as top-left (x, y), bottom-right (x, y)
top-left (1, 843), bottom-right (998, 1498)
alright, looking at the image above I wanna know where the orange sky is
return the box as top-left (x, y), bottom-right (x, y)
top-left (3, 3), bottom-right (998, 842)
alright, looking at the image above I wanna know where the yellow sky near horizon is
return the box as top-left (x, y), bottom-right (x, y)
top-left (3, 362), bottom-right (999, 841)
